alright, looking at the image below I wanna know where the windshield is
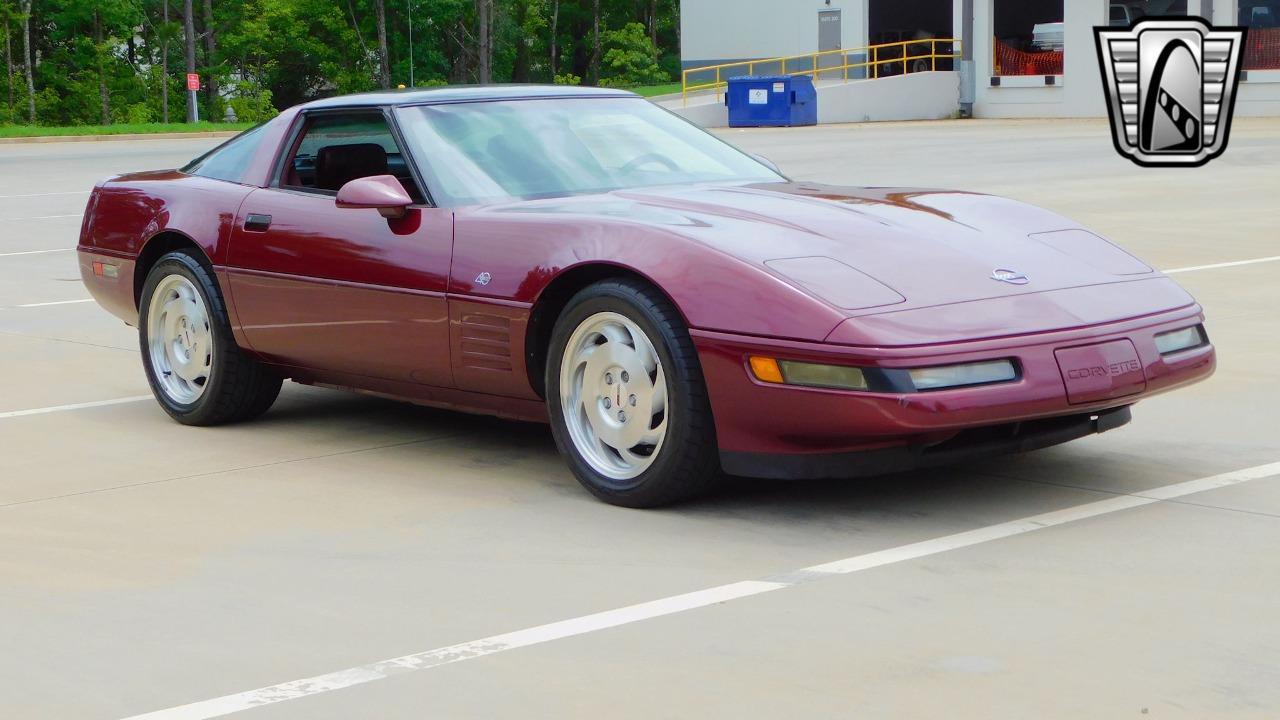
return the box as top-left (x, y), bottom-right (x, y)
top-left (395, 97), bottom-right (784, 205)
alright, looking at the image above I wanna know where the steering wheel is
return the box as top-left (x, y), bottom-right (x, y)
top-left (620, 152), bottom-right (680, 173)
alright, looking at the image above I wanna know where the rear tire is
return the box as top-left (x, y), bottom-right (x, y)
top-left (546, 279), bottom-right (721, 507)
top-left (139, 251), bottom-right (282, 426)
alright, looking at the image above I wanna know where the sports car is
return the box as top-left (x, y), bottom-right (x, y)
top-left (78, 86), bottom-right (1216, 507)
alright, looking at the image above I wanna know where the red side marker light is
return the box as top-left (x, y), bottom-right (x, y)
top-left (92, 261), bottom-right (119, 279)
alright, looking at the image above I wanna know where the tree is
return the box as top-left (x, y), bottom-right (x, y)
top-left (93, 8), bottom-right (109, 124)
top-left (510, 0), bottom-right (526, 81)
top-left (647, 0), bottom-right (656, 47)
top-left (375, 0), bottom-right (389, 88)
top-left (476, 0), bottom-right (491, 83)
top-left (160, 0), bottom-right (172, 122)
top-left (216, 0), bottom-right (375, 107)
top-left (2, 3), bottom-right (14, 120)
top-left (0, 0), bottom-right (687, 127)
top-left (549, 0), bottom-right (558, 77)
top-left (202, 0), bottom-right (217, 114)
top-left (18, 0), bottom-right (32, 122)
top-left (183, 0), bottom-right (196, 121)
top-left (589, 0), bottom-right (599, 84)
top-left (598, 21), bottom-right (666, 87)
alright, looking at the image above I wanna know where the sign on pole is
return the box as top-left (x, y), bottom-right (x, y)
top-left (186, 73), bottom-right (200, 123)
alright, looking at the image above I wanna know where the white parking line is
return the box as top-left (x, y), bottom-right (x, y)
top-left (0, 190), bottom-right (90, 199)
top-left (120, 460), bottom-right (1280, 720)
top-left (0, 213), bottom-right (83, 221)
top-left (14, 298), bottom-right (94, 307)
top-left (0, 395), bottom-right (152, 420)
top-left (1164, 255), bottom-right (1280, 274)
top-left (0, 248), bottom-right (73, 258)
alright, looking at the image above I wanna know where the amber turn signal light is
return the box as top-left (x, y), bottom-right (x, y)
top-left (748, 356), bottom-right (785, 384)
top-left (749, 356), bottom-right (871, 391)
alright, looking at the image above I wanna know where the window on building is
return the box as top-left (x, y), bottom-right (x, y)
top-left (1241, 1), bottom-right (1280, 70)
top-left (993, 0), bottom-right (1065, 77)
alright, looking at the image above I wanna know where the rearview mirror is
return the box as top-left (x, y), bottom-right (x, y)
top-left (751, 154), bottom-right (783, 176)
top-left (336, 175), bottom-right (413, 219)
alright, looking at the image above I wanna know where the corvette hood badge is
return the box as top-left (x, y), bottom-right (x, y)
top-left (991, 268), bottom-right (1030, 285)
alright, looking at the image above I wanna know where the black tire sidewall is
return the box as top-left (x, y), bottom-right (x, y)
top-left (546, 282), bottom-right (711, 505)
top-left (138, 252), bottom-right (233, 424)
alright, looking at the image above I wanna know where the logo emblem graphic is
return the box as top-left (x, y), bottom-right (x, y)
top-left (991, 268), bottom-right (1029, 285)
top-left (474, 272), bottom-right (492, 286)
top-left (1096, 17), bottom-right (1247, 167)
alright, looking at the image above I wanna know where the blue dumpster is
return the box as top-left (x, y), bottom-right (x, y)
top-left (726, 75), bottom-right (817, 128)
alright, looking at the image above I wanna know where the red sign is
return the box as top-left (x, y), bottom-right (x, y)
top-left (186, 73), bottom-right (200, 91)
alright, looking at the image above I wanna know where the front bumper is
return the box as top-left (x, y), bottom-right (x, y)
top-left (721, 406), bottom-right (1132, 480)
top-left (692, 305), bottom-right (1215, 475)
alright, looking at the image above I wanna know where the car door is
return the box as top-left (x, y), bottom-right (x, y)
top-left (225, 109), bottom-right (455, 388)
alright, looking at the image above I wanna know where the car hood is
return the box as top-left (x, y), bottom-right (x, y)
top-left (545, 182), bottom-right (1156, 315)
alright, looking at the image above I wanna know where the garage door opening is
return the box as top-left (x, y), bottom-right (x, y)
top-left (1241, 0), bottom-right (1280, 69)
top-left (993, 0), bottom-right (1064, 77)
top-left (869, 0), bottom-right (955, 77)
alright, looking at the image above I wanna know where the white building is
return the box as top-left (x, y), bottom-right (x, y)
top-left (679, 0), bottom-right (1280, 119)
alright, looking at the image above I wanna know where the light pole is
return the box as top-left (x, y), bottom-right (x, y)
top-left (408, 0), bottom-right (414, 87)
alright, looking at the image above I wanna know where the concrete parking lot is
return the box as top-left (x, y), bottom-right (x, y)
top-left (2, 118), bottom-right (1278, 719)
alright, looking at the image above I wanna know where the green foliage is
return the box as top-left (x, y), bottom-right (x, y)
top-left (599, 22), bottom-right (668, 87)
top-left (227, 80), bottom-right (277, 122)
top-left (627, 82), bottom-right (680, 97)
top-left (125, 102), bottom-right (157, 124)
top-left (0, 0), bottom-right (683, 128)
top-left (216, 0), bottom-right (376, 107)
top-left (0, 121), bottom-right (254, 138)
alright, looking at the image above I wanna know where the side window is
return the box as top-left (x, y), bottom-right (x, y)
top-left (184, 124), bottom-right (269, 184)
top-left (281, 112), bottom-right (424, 203)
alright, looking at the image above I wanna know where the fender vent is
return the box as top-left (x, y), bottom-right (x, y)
top-left (459, 313), bottom-right (512, 372)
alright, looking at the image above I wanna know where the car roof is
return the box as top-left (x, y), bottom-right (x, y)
top-left (299, 84), bottom-right (639, 110)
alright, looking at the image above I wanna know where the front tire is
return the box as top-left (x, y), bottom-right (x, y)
top-left (139, 251), bottom-right (281, 425)
top-left (546, 279), bottom-right (720, 507)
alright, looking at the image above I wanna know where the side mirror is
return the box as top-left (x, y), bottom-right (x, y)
top-left (336, 175), bottom-right (413, 219)
top-left (751, 154), bottom-right (783, 176)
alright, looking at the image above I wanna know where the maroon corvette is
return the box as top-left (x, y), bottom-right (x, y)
top-left (78, 86), bottom-right (1215, 506)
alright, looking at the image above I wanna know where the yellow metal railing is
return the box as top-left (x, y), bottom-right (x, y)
top-left (681, 38), bottom-right (961, 106)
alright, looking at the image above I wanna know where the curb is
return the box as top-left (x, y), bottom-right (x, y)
top-left (0, 130), bottom-right (241, 145)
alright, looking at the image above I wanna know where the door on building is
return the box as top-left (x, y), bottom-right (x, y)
top-left (818, 9), bottom-right (842, 80)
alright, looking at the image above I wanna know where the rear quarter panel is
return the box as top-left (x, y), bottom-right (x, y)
top-left (79, 172), bottom-right (256, 325)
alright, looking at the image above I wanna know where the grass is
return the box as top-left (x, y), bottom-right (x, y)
top-left (0, 121), bottom-right (255, 138)
top-left (627, 82), bottom-right (682, 97)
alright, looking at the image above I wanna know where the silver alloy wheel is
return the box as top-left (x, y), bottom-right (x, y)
top-left (146, 273), bottom-right (213, 404)
top-left (559, 311), bottom-right (670, 481)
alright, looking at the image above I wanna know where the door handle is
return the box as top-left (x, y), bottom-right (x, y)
top-left (244, 213), bottom-right (272, 232)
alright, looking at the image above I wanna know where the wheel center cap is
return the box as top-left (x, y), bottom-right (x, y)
top-left (602, 367), bottom-right (631, 422)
